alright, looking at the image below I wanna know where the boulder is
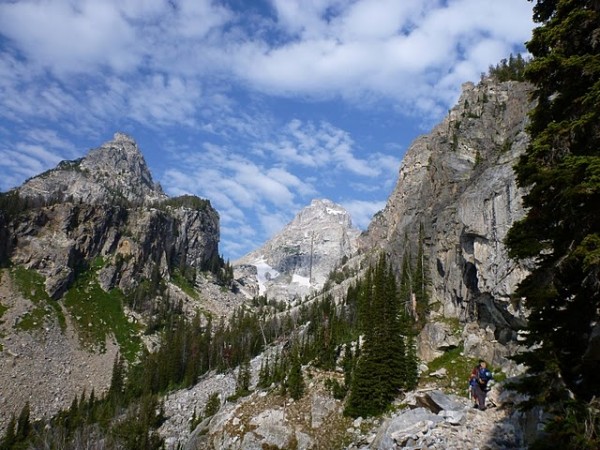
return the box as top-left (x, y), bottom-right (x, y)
top-left (418, 322), bottom-right (460, 362)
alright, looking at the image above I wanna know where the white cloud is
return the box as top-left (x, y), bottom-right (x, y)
top-left (0, 0), bottom-right (535, 258)
top-left (0, 0), bottom-right (140, 75)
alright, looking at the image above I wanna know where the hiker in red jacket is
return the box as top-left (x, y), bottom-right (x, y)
top-left (469, 360), bottom-right (493, 411)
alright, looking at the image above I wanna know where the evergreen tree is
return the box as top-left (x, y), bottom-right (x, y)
top-left (235, 359), bottom-right (252, 397)
top-left (109, 354), bottom-right (125, 403)
top-left (505, 0), bottom-right (600, 447)
top-left (404, 334), bottom-right (419, 390)
top-left (287, 350), bottom-right (305, 400)
top-left (258, 357), bottom-right (271, 388)
top-left (413, 224), bottom-right (430, 325)
top-left (0, 414), bottom-right (16, 450)
top-left (345, 255), bottom-right (407, 417)
top-left (204, 392), bottom-right (221, 418)
top-left (488, 53), bottom-right (529, 82)
top-left (15, 402), bottom-right (30, 443)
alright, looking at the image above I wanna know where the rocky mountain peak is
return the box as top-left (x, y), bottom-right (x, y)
top-left (17, 132), bottom-right (166, 205)
top-left (234, 199), bottom-right (360, 301)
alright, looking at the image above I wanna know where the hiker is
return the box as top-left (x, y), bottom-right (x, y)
top-left (469, 360), bottom-right (493, 410)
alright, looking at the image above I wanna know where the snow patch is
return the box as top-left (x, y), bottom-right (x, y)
top-left (292, 274), bottom-right (311, 287)
top-left (253, 257), bottom-right (280, 296)
top-left (326, 207), bottom-right (344, 216)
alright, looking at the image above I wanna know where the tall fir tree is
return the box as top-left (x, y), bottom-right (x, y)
top-left (0, 414), bottom-right (16, 450)
top-left (345, 255), bottom-right (409, 417)
top-left (287, 349), bottom-right (305, 400)
top-left (506, 0), bottom-right (600, 447)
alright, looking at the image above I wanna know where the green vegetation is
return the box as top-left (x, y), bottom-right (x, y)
top-left (505, 1), bottom-right (600, 448)
top-left (423, 346), bottom-right (478, 395)
top-left (171, 268), bottom-right (199, 299)
top-left (344, 254), bottom-right (419, 418)
top-left (9, 267), bottom-right (66, 332)
top-left (159, 194), bottom-right (211, 211)
top-left (488, 53), bottom-right (529, 82)
top-left (398, 224), bottom-right (431, 329)
top-left (63, 272), bottom-right (141, 361)
top-left (0, 301), bottom-right (9, 322)
top-left (423, 346), bottom-right (505, 395)
top-left (0, 250), bottom-right (428, 447)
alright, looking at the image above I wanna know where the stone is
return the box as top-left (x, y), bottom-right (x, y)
top-left (311, 392), bottom-right (337, 428)
top-left (424, 390), bottom-right (465, 412)
top-left (419, 322), bottom-right (460, 362)
top-left (428, 368), bottom-right (447, 378)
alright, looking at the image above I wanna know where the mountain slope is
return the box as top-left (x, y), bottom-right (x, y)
top-left (0, 133), bottom-right (228, 426)
top-left (234, 199), bottom-right (360, 301)
top-left (18, 132), bottom-right (166, 206)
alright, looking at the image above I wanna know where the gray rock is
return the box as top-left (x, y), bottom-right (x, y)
top-left (5, 133), bottom-right (220, 299)
top-left (361, 78), bottom-right (532, 339)
top-left (418, 322), bottom-right (460, 362)
top-left (428, 368), bottom-right (447, 378)
top-left (235, 199), bottom-right (360, 301)
top-left (311, 392), bottom-right (337, 428)
top-left (374, 408), bottom-right (443, 449)
top-left (422, 390), bottom-right (464, 412)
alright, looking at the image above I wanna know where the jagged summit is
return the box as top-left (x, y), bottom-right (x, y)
top-left (17, 132), bottom-right (166, 205)
top-left (235, 198), bottom-right (360, 301)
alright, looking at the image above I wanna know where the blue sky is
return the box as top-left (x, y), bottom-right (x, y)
top-left (0, 0), bottom-right (534, 261)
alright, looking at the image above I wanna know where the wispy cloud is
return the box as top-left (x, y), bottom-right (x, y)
top-left (0, 0), bottom-right (534, 258)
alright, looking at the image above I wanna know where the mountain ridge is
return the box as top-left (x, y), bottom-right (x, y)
top-left (234, 198), bottom-right (360, 301)
top-left (17, 132), bottom-right (167, 206)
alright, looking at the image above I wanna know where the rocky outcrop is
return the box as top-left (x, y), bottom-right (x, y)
top-left (2, 133), bottom-right (220, 298)
top-left (18, 132), bottom-right (166, 206)
top-left (362, 78), bottom-right (533, 342)
top-left (235, 199), bottom-right (360, 301)
top-left (351, 388), bottom-right (534, 450)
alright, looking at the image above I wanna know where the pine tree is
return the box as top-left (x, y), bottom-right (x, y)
top-left (258, 356), bottom-right (271, 388)
top-left (413, 224), bottom-right (430, 325)
top-left (204, 392), bottom-right (221, 418)
top-left (235, 360), bottom-right (251, 397)
top-left (287, 350), bottom-right (305, 400)
top-left (16, 402), bottom-right (30, 442)
top-left (505, 0), bottom-right (600, 447)
top-left (506, 0), bottom-right (600, 403)
top-left (345, 255), bottom-right (407, 417)
top-left (0, 414), bottom-right (16, 450)
top-left (109, 354), bottom-right (125, 404)
top-left (404, 334), bottom-right (419, 390)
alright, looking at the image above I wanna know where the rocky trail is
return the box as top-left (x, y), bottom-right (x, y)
top-left (350, 388), bottom-right (528, 450)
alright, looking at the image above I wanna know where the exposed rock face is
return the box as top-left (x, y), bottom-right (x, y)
top-left (353, 388), bottom-right (535, 450)
top-left (2, 133), bottom-right (220, 298)
top-left (18, 132), bottom-right (166, 205)
top-left (362, 79), bottom-right (533, 344)
top-left (235, 199), bottom-right (360, 301)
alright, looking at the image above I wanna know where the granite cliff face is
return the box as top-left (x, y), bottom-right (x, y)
top-left (235, 199), bottom-right (360, 301)
top-left (18, 132), bottom-right (166, 206)
top-left (362, 78), bottom-right (533, 366)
